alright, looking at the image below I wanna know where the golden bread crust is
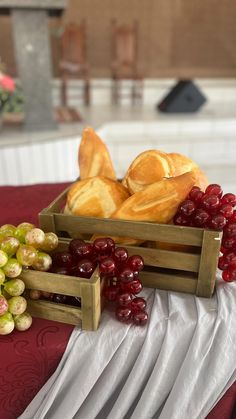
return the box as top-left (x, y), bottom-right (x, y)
top-left (168, 153), bottom-right (208, 191)
top-left (122, 150), bottom-right (175, 194)
top-left (112, 171), bottom-right (196, 223)
top-left (79, 127), bottom-right (116, 180)
top-left (168, 152), bottom-right (198, 176)
top-left (65, 176), bottom-right (129, 218)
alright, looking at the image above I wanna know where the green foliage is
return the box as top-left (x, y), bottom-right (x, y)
top-left (0, 85), bottom-right (24, 114)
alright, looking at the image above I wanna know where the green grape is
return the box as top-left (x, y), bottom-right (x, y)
top-left (1, 236), bottom-right (20, 257)
top-left (14, 222), bottom-right (35, 244)
top-left (0, 268), bottom-right (5, 285)
top-left (14, 312), bottom-right (32, 331)
top-left (4, 278), bottom-right (25, 297)
top-left (0, 224), bottom-right (16, 237)
top-left (0, 312), bottom-right (15, 335)
top-left (16, 244), bottom-right (37, 266)
top-left (3, 258), bottom-right (22, 278)
top-left (25, 228), bottom-right (45, 249)
top-left (40, 232), bottom-right (59, 252)
top-left (8, 296), bottom-right (27, 315)
top-left (32, 252), bottom-right (52, 272)
top-left (0, 249), bottom-right (8, 267)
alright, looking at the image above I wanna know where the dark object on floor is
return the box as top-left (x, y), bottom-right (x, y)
top-left (157, 80), bottom-right (207, 113)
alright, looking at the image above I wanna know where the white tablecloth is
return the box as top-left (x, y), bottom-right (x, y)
top-left (20, 275), bottom-right (236, 419)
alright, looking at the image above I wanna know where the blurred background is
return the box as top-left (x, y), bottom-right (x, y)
top-left (0, 0), bottom-right (236, 192)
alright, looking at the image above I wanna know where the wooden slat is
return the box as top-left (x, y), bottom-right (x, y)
top-left (27, 299), bottom-right (82, 326)
top-left (125, 246), bottom-right (200, 272)
top-left (20, 269), bottom-right (82, 297)
top-left (196, 230), bottom-right (222, 298)
top-left (41, 186), bottom-right (70, 213)
top-left (39, 213), bottom-right (56, 234)
top-left (81, 268), bottom-right (101, 331)
top-left (53, 214), bottom-right (204, 246)
top-left (139, 271), bottom-right (198, 294)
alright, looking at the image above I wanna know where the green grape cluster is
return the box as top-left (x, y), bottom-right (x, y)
top-left (0, 223), bottom-right (59, 335)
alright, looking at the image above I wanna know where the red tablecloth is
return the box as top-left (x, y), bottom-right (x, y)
top-left (0, 183), bottom-right (235, 419)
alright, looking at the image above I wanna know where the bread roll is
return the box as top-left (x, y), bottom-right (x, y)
top-left (168, 152), bottom-right (198, 176)
top-left (168, 152), bottom-right (208, 191)
top-left (65, 176), bottom-right (129, 218)
top-left (122, 150), bottom-right (175, 194)
top-left (79, 127), bottom-right (116, 180)
top-left (112, 171), bottom-right (196, 223)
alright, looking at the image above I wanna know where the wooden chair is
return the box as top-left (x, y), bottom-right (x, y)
top-left (111, 20), bottom-right (143, 105)
top-left (59, 21), bottom-right (90, 107)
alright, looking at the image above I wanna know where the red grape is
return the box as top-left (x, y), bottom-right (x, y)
top-left (69, 239), bottom-right (93, 260)
top-left (221, 193), bottom-right (236, 207)
top-left (193, 208), bottom-right (210, 227)
top-left (205, 184), bottom-right (223, 198)
top-left (230, 210), bottom-right (236, 223)
top-left (201, 194), bottom-right (220, 213)
top-left (99, 258), bottom-right (116, 275)
top-left (52, 251), bottom-right (73, 269)
top-left (113, 247), bottom-right (128, 264)
top-left (71, 258), bottom-right (96, 278)
top-left (179, 200), bottom-right (196, 217)
top-left (224, 251), bottom-right (236, 268)
top-left (127, 255), bottom-right (144, 272)
top-left (130, 297), bottom-right (147, 313)
top-left (224, 222), bottom-right (236, 238)
top-left (115, 306), bottom-right (132, 322)
top-left (105, 238), bottom-right (115, 254)
top-left (218, 256), bottom-right (229, 271)
top-left (123, 279), bottom-right (143, 294)
top-left (118, 268), bottom-right (134, 283)
top-left (173, 213), bottom-right (189, 226)
top-left (117, 292), bottom-right (133, 307)
top-left (93, 238), bottom-right (108, 255)
top-left (133, 310), bottom-right (148, 326)
top-left (210, 214), bottom-right (227, 230)
top-left (219, 204), bottom-right (234, 219)
top-left (222, 237), bottom-right (236, 250)
top-left (222, 269), bottom-right (235, 282)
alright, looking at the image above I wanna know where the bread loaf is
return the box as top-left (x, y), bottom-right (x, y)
top-left (79, 127), bottom-right (116, 180)
top-left (112, 171), bottom-right (196, 223)
top-left (65, 176), bottom-right (129, 218)
top-left (122, 150), bottom-right (175, 194)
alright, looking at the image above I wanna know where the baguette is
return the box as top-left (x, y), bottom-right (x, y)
top-left (79, 127), bottom-right (116, 180)
top-left (112, 171), bottom-right (196, 223)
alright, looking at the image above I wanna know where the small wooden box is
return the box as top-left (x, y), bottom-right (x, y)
top-left (20, 239), bottom-right (102, 331)
top-left (39, 186), bottom-right (222, 298)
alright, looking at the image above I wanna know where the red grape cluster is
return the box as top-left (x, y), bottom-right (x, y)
top-left (174, 183), bottom-right (236, 283)
top-left (49, 237), bottom-right (148, 325)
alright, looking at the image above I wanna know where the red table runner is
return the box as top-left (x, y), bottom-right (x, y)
top-left (0, 182), bottom-right (235, 419)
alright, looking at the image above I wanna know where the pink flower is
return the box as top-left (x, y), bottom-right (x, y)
top-left (0, 74), bottom-right (15, 92)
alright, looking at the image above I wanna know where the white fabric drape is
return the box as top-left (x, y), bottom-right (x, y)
top-left (20, 275), bottom-right (236, 419)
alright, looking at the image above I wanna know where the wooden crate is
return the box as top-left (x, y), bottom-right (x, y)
top-left (39, 187), bottom-right (222, 298)
top-left (19, 239), bottom-right (102, 331)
